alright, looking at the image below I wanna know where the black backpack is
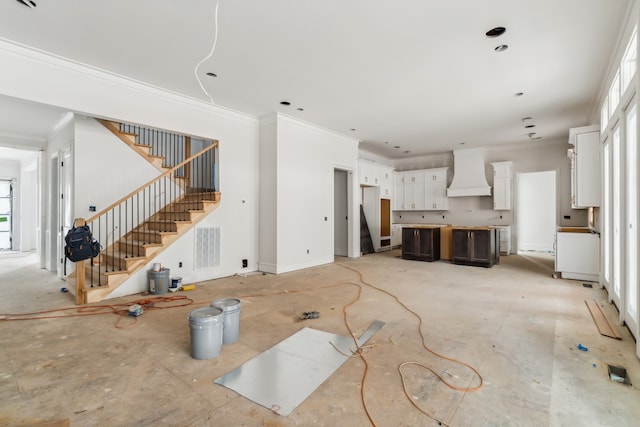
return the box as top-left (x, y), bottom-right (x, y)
top-left (64, 221), bottom-right (100, 273)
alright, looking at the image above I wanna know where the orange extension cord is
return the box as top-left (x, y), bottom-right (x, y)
top-left (336, 263), bottom-right (484, 427)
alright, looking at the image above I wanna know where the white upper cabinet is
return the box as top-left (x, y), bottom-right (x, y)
top-left (403, 171), bottom-right (425, 210)
top-left (359, 159), bottom-right (393, 198)
top-left (393, 167), bottom-right (449, 211)
top-left (568, 125), bottom-right (601, 208)
top-left (490, 161), bottom-right (513, 210)
top-left (393, 172), bottom-right (405, 210)
top-left (424, 167), bottom-right (449, 210)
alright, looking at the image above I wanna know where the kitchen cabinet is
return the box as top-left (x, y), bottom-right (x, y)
top-left (394, 167), bottom-right (449, 211)
top-left (452, 227), bottom-right (499, 267)
top-left (403, 172), bottom-right (425, 210)
top-left (393, 172), bottom-right (404, 211)
top-left (492, 225), bottom-right (511, 255)
top-left (555, 229), bottom-right (599, 281)
top-left (568, 125), bottom-right (601, 208)
top-left (391, 224), bottom-right (403, 247)
top-left (424, 167), bottom-right (449, 210)
top-left (491, 162), bottom-right (512, 210)
top-left (402, 227), bottom-right (441, 261)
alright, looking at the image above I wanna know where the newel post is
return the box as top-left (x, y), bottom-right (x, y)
top-left (74, 218), bottom-right (87, 305)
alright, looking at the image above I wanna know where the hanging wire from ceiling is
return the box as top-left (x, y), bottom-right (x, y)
top-left (194, 0), bottom-right (221, 104)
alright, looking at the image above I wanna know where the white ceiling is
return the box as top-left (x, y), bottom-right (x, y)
top-left (0, 0), bottom-right (633, 158)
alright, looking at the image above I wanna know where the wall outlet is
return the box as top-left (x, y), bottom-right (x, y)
top-left (564, 215), bottom-right (571, 220)
top-left (242, 259), bottom-right (248, 268)
top-left (89, 205), bottom-right (96, 212)
top-left (178, 261), bottom-right (183, 268)
top-left (306, 249), bottom-right (310, 254)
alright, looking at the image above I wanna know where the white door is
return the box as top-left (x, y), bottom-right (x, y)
top-left (603, 138), bottom-right (611, 294)
top-left (516, 171), bottom-right (557, 252)
top-left (48, 154), bottom-right (59, 273)
top-left (58, 148), bottom-right (73, 279)
top-left (624, 98), bottom-right (638, 337)
top-left (612, 124), bottom-right (623, 313)
top-left (334, 169), bottom-right (348, 257)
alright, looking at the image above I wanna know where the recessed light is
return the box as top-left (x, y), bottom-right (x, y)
top-left (522, 116), bottom-right (533, 122)
top-left (280, 101), bottom-right (291, 106)
top-left (16, 0), bottom-right (37, 8)
top-left (486, 27), bottom-right (506, 38)
top-left (515, 92), bottom-right (524, 97)
top-left (404, 150), bottom-right (410, 154)
top-left (384, 141), bottom-right (389, 144)
top-left (394, 145), bottom-right (400, 149)
top-left (532, 136), bottom-right (542, 140)
top-left (527, 132), bottom-right (537, 138)
top-left (350, 128), bottom-right (356, 131)
top-left (494, 44), bottom-right (509, 52)
top-left (459, 142), bottom-right (466, 145)
top-left (525, 124), bottom-right (536, 128)
top-left (297, 108), bottom-right (304, 111)
top-left (205, 72), bottom-right (217, 78)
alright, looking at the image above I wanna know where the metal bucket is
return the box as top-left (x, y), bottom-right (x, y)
top-left (210, 298), bottom-right (242, 344)
top-left (188, 307), bottom-right (223, 360)
top-left (148, 268), bottom-right (170, 295)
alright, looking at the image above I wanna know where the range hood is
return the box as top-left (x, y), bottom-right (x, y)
top-left (446, 147), bottom-right (492, 197)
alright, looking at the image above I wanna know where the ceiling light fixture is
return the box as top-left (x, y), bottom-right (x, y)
top-left (527, 132), bottom-right (537, 138)
top-left (494, 44), bottom-right (509, 52)
top-left (205, 72), bottom-right (217, 78)
top-left (532, 136), bottom-right (542, 140)
top-left (521, 116), bottom-right (533, 122)
top-left (394, 145), bottom-right (400, 149)
top-left (404, 150), bottom-right (411, 154)
top-left (486, 27), bottom-right (506, 38)
top-left (525, 124), bottom-right (536, 129)
top-left (515, 92), bottom-right (524, 97)
top-left (350, 128), bottom-right (356, 131)
top-left (297, 108), bottom-right (304, 111)
top-left (280, 101), bottom-right (291, 106)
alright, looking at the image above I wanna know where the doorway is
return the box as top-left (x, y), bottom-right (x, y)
top-left (0, 179), bottom-right (12, 250)
top-left (516, 170), bottom-right (557, 252)
top-left (334, 169), bottom-right (348, 256)
top-left (48, 154), bottom-right (59, 273)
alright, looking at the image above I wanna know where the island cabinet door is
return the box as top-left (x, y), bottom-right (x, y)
top-left (470, 230), bottom-right (492, 262)
top-left (402, 228), bottom-right (419, 259)
top-left (452, 230), bottom-right (470, 261)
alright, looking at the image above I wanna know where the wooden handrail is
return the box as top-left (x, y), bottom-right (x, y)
top-left (85, 140), bottom-right (218, 224)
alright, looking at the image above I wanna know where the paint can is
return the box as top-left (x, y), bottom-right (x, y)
top-left (210, 298), bottom-right (242, 344)
top-left (188, 307), bottom-right (223, 360)
top-left (170, 277), bottom-right (182, 289)
top-left (148, 268), bottom-right (170, 295)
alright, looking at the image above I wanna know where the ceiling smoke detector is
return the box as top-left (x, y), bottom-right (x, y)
top-left (16, 0), bottom-right (36, 7)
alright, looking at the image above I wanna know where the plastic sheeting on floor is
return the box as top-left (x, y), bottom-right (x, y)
top-left (214, 321), bottom-right (384, 416)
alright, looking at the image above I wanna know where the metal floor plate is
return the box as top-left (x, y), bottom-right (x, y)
top-left (214, 321), bottom-right (384, 416)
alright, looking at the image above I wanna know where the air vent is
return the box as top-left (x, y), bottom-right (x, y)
top-left (195, 227), bottom-right (220, 269)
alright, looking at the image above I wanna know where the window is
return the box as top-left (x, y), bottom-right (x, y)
top-left (609, 71), bottom-right (621, 114)
top-left (622, 28), bottom-right (637, 93)
top-left (601, 95), bottom-right (610, 132)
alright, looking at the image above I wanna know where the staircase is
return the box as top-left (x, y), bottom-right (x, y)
top-left (67, 121), bottom-right (220, 304)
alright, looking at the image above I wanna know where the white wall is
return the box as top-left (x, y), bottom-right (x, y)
top-left (19, 159), bottom-right (38, 251)
top-left (0, 40), bottom-right (260, 298)
top-left (258, 114), bottom-right (359, 274)
top-left (258, 117), bottom-right (278, 271)
top-left (73, 117), bottom-right (159, 218)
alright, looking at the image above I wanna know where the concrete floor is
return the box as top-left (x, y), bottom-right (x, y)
top-left (1, 250), bottom-right (639, 426)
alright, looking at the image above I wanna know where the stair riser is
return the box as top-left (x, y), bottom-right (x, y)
top-left (101, 254), bottom-right (142, 271)
top-left (153, 212), bottom-right (192, 221)
top-left (145, 222), bottom-right (178, 232)
top-left (117, 242), bottom-right (150, 257)
top-left (130, 231), bottom-right (163, 243)
top-left (170, 203), bottom-right (204, 212)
